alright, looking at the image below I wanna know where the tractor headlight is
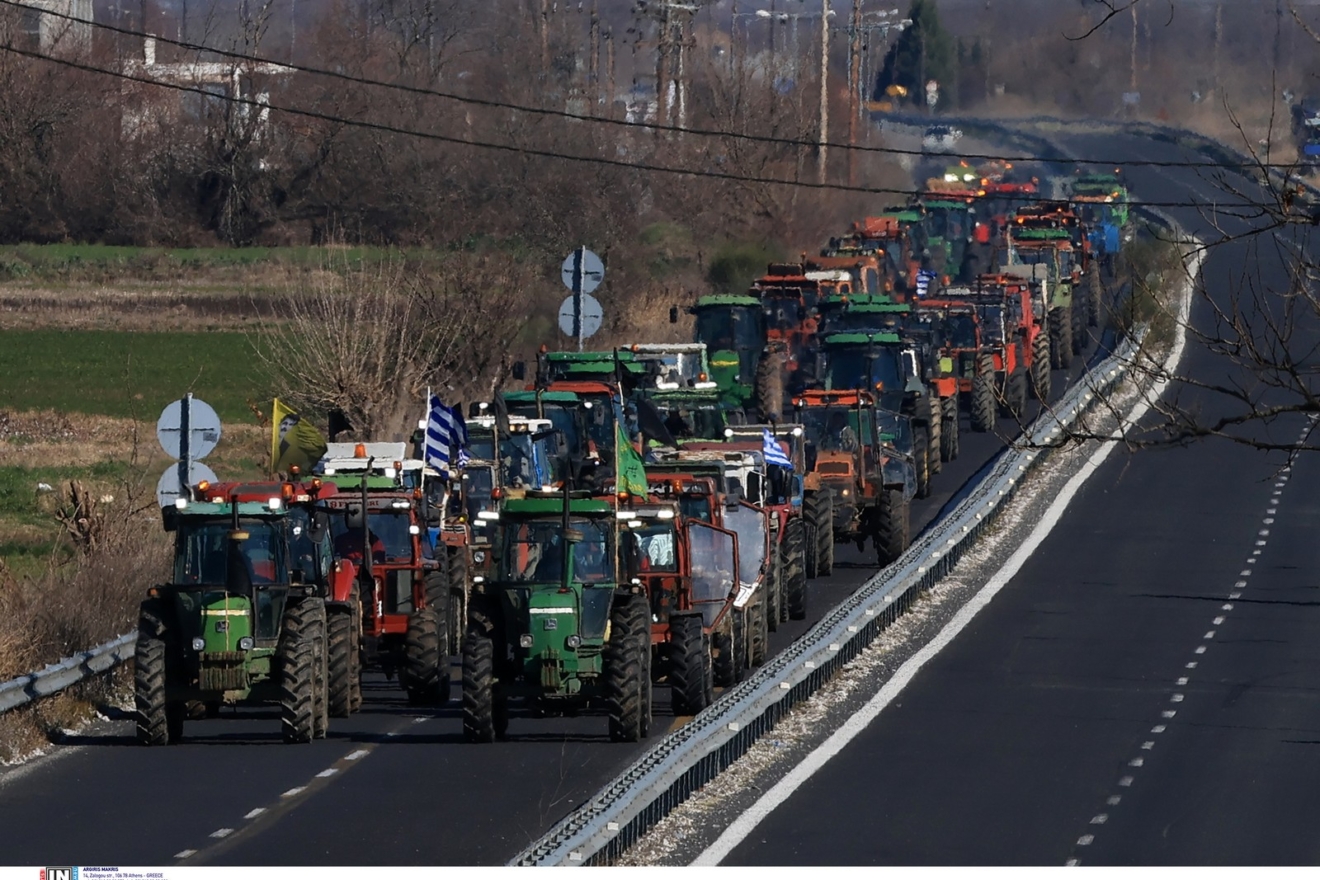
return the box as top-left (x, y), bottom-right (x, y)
top-left (519, 634), bottom-right (534, 648)
top-left (473, 550), bottom-right (486, 563)
top-left (566, 635), bottom-right (582, 649)
top-left (191, 637), bottom-right (205, 651)
top-left (238, 637), bottom-right (254, 651)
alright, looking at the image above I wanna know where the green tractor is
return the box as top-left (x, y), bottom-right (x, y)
top-left (137, 479), bottom-right (348, 745)
top-left (1004, 215), bottom-right (1084, 368)
top-left (689, 293), bottom-right (765, 413)
top-left (461, 495), bottom-right (653, 742)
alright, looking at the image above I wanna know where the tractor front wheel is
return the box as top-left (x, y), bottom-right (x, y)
top-left (711, 614), bottom-right (738, 688)
top-left (403, 608), bottom-right (448, 705)
top-left (785, 518), bottom-right (809, 620)
top-left (941, 395), bottom-right (960, 462)
top-left (134, 634), bottom-right (173, 746)
top-left (278, 599), bottom-right (324, 745)
top-left (1031, 332), bottom-right (1052, 402)
top-left (326, 604), bottom-right (356, 718)
top-left (462, 628), bottom-right (496, 743)
top-left (876, 488), bottom-right (910, 566)
top-left (913, 426), bottom-right (932, 499)
top-left (970, 356), bottom-right (997, 433)
top-left (605, 592), bottom-right (652, 742)
top-left (1050, 306), bottom-right (1073, 369)
top-left (816, 488), bottom-right (835, 576)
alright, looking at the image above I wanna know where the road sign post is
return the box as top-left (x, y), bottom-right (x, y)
top-left (156, 394), bottom-right (223, 508)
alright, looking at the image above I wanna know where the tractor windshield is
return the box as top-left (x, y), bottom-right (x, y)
top-left (175, 517), bottom-right (288, 587)
top-left (499, 517), bottom-right (614, 584)
top-left (761, 294), bottom-right (803, 331)
top-left (799, 405), bottom-right (862, 453)
top-left (945, 312), bottom-right (978, 349)
top-left (626, 522), bottom-right (678, 573)
top-left (876, 410), bottom-right (914, 455)
top-left (462, 466), bottom-right (496, 521)
top-left (329, 510), bottom-right (413, 564)
top-left (580, 395), bottom-right (617, 459)
top-left (979, 305), bottom-right (1006, 345)
top-left (724, 503), bottom-right (767, 587)
top-left (507, 401), bottom-right (581, 461)
top-left (687, 521), bottom-right (737, 627)
top-left (824, 347), bottom-right (903, 393)
top-left (696, 305), bottom-right (762, 373)
top-left (654, 400), bottom-right (725, 440)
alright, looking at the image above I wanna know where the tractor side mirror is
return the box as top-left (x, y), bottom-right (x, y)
top-left (512, 361), bottom-right (526, 381)
top-left (669, 306), bottom-right (679, 324)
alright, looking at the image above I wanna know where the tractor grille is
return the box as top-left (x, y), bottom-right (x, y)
top-left (198, 652), bottom-right (248, 691)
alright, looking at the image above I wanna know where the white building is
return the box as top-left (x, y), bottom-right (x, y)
top-left (21, 0), bottom-right (92, 53)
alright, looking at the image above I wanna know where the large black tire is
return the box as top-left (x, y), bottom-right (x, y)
top-left (876, 488), bottom-right (910, 565)
top-left (1071, 291), bottom-right (1086, 355)
top-left (668, 613), bottom-right (712, 716)
top-left (605, 592), bottom-right (652, 742)
top-left (711, 614), bottom-right (738, 688)
top-left (970, 354), bottom-right (996, 432)
top-left (402, 608), bottom-right (448, 705)
top-left (802, 491), bottom-right (826, 578)
top-left (279, 599), bottom-right (323, 745)
top-left (755, 346), bottom-right (787, 422)
top-left (748, 585), bottom-right (769, 668)
top-left (349, 594), bottom-right (363, 713)
top-left (1000, 369), bottom-right (1028, 420)
top-left (462, 628), bottom-right (496, 743)
top-left (767, 543), bottom-right (783, 632)
top-left (785, 519), bottom-right (809, 620)
top-left (1050, 305), bottom-right (1073, 369)
top-left (326, 605), bottom-right (356, 718)
top-left (134, 634), bottom-right (173, 746)
top-left (816, 488), bottom-right (835, 576)
top-left (940, 395), bottom-right (959, 462)
top-left (446, 549), bottom-right (469, 658)
top-left (1087, 264), bottom-right (1104, 327)
top-left (924, 395), bottom-right (943, 476)
top-left (913, 426), bottom-right (932, 499)
top-left (1030, 331), bottom-right (1051, 402)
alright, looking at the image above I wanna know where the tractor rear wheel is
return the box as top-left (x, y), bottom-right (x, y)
top-left (876, 488), bottom-right (910, 565)
top-left (1050, 306), bottom-right (1073, 369)
top-left (785, 518), bottom-right (809, 620)
top-left (913, 426), bottom-right (932, 499)
top-left (940, 395), bottom-right (960, 462)
top-left (755, 346), bottom-right (787, 422)
top-left (924, 395), bottom-right (943, 476)
top-left (402, 608), bottom-right (448, 705)
top-left (802, 491), bottom-right (826, 578)
top-left (711, 614), bottom-right (738, 688)
top-left (1000, 369), bottom-right (1029, 420)
top-left (817, 488), bottom-right (835, 576)
top-left (668, 613), bottom-right (712, 716)
top-left (1031, 332), bottom-right (1052, 402)
top-left (134, 633), bottom-right (172, 746)
top-left (1071, 292), bottom-right (1086, 355)
top-left (462, 628), bottom-right (496, 743)
top-left (349, 594), bottom-right (363, 713)
top-left (326, 604), bottom-right (356, 718)
top-left (1087, 264), bottom-right (1104, 327)
top-left (279, 599), bottom-right (323, 744)
top-left (446, 550), bottom-right (469, 658)
top-left (766, 546), bottom-right (783, 632)
top-left (605, 592), bottom-right (652, 742)
top-left (748, 585), bottom-right (769, 668)
top-left (970, 355), bottom-right (996, 432)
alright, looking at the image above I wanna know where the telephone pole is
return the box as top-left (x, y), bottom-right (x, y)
top-left (817, 0), bottom-right (830, 184)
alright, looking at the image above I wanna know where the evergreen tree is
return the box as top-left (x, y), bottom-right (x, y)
top-left (874, 0), bottom-right (957, 110)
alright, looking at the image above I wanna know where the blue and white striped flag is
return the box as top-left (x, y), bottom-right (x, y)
top-left (426, 395), bottom-right (468, 477)
top-left (915, 269), bottom-right (938, 297)
top-left (762, 429), bottom-right (793, 471)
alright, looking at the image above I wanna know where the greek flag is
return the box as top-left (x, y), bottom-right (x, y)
top-left (762, 429), bottom-right (793, 470)
top-left (426, 395), bottom-right (468, 477)
top-left (915, 269), bottom-right (938, 297)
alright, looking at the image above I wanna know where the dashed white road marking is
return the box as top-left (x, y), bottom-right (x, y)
top-left (1077, 835), bottom-right (1095, 846)
top-left (1129, 757), bottom-right (1144, 767)
top-left (1107, 795), bottom-right (1122, 806)
top-left (1141, 741), bottom-right (1155, 750)
top-left (243, 808), bottom-right (266, 820)
top-left (1195, 645), bottom-right (1207, 654)
top-left (1119, 776), bottom-right (1134, 787)
top-left (1171, 694), bottom-right (1185, 702)
top-left (1186, 661), bottom-right (1197, 669)
top-left (345, 749), bottom-right (370, 761)
top-left (1204, 631), bottom-right (1216, 640)
top-left (1151, 725), bottom-right (1166, 734)
top-left (1176, 677), bottom-right (1189, 686)
top-left (209, 828), bottom-right (233, 839)
top-left (316, 768), bottom-right (338, 778)
top-left (174, 850), bottom-right (197, 859)
top-left (1090, 814), bottom-right (1108, 825)
top-left (281, 786), bottom-right (306, 798)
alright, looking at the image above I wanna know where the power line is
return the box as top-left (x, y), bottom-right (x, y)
top-left (0, 40), bottom-right (1281, 214)
top-left (3, 0), bottom-right (1312, 175)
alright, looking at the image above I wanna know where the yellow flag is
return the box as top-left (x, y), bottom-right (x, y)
top-left (271, 399), bottom-right (327, 475)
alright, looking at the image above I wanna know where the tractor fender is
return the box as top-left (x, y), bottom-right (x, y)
top-left (329, 559), bottom-right (360, 604)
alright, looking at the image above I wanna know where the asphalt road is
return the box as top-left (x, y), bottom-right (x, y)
top-left (0, 170), bottom-right (1112, 869)
top-left (722, 133), bottom-right (1320, 865)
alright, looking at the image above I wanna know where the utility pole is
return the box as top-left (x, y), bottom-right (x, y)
top-left (847, 0), bottom-right (861, 186)
top-left (1129, 2), bottom-right (1137, 93)
top-left (818, 0), bottom-right (830, 185)
top-left (606, 28), bottom-right (615, 118)
top-left (1213, 2), bottom-right (1222, 98)
top-left (589, 1), bottom-right (600, 115)
top-left (656, 1), bottom-right (672, 125)
top-left (540, 0), bottom-right (550, 78)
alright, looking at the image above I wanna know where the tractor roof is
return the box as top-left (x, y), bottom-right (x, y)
top-left (504, 390), bottom-right (584, 404)
top-left (821, 294), bottom-right (907, 310)
top-left (320, 474), bottom-right (402, 492)
top-left (794, 390), bottom-right (874, 406)
top-left (174, 501), bottom-right (292, 517)
top-left (502, 496), bottom-right (614, 516)
top-left (1014, 228), bottom-right (1073, 242)
top-left (823, 331), bottom-right (903, 345)
top-left (696, 294), bottom-right (761, 308)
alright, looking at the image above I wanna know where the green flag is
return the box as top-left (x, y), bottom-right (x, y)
top-left (272, 399), bottom-right (328, 475)
top-left (615, 423), bottom-right (649, 499)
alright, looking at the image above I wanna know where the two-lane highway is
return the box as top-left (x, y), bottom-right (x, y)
top-left (714, 132), bottom-right (1320, 865)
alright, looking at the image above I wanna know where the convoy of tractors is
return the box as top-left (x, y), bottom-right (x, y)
top-left (134, 163), bottom-right (1131, 747)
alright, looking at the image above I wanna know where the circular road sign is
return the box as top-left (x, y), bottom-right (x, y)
top-left (561, 248), bottom-right (605, 295)
top-left (157, 397), bottom-right (222, 460)
top-left (558, 293), bottom-right (604, 340)
top-left (157, 461), bottom-right (219, 509)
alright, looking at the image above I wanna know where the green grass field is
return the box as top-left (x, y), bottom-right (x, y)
top-left (0, 329), bottom-right (269, 422)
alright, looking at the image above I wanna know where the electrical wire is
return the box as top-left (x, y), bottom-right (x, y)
top-left (5, 0), bottom-right (1314, 175)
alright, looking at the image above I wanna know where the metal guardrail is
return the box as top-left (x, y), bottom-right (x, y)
top-left (512, 330), bottom-right (1145, 866)
top-left (0, 632), bottom-right (136, 714)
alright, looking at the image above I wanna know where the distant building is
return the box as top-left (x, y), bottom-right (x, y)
top-left (21, 0), bottom-right (92, 52)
